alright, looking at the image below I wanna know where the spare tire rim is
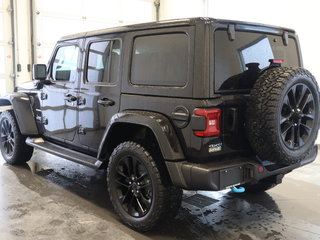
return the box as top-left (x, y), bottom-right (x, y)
top-left (0, 118), bottom-right (15, 157)
top-left (114, 155), bottom-right (153, 218)
top-left (280, 83), bottom-right (315, 150)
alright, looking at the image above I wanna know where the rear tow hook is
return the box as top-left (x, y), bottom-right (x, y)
top-left (231, 186), bottom-right (245, 193)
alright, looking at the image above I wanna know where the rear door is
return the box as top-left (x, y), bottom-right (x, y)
top-left (211, 27), bottom-right (301, 153)
top-left (40, 39), bottom-right (82, 143)
top-left (77, 35), bottom-right (122, 151)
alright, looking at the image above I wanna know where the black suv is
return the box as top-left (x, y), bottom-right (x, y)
top-left (0, 18), bottom-right (319, 231)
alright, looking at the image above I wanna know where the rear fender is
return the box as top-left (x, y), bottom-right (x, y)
top-left (98, 110), bottom-right (185, 161)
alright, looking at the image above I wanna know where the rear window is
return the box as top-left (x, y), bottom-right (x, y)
top-left (214, 30), bottom-right (300, 92)
top-left (131, 33), bottom-right (189, 87)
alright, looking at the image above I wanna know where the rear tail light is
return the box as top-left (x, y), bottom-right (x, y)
top-left (270, 59), bottom-right (284, 64)
top-left (258, 165), bottom-right (264, 173)
top-left (194, 108), bottom-right (221, 137)
top-left (269, 59), bottom-right (284, 67)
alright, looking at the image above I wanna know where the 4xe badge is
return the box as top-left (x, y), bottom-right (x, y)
top-left (209, 143), bottom-right (222, 153)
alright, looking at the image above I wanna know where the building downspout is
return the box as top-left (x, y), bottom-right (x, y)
top-left (29, 0), bottom-right (35, 66)
top-left (154, 0), bottom-right (160, 21)
top-left (9, 0), bottom-right (16, 90)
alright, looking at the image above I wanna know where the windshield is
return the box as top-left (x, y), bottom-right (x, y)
top-left (214, 30), bottom-right (300, 92)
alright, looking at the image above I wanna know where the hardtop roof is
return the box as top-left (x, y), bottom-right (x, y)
top-left (59, 17), bottom-right (295, 42)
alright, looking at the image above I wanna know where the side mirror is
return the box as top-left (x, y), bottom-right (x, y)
top-left (32, 64), bottom-right (47, 81)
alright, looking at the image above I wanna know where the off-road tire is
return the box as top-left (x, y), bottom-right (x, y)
top-left (246, 67), bottom-right (320, 165)
top-left (0, 110), bottom-right (34, 164)
top-left (107, 141), bottom-right (182, 231)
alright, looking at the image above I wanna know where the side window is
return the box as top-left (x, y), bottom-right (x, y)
top-left (52, 45), bottom-right (79, 81)
top-left (87, 40), bottom-right (121, 84)
top-left (131, 33), bottom-right (189, 86)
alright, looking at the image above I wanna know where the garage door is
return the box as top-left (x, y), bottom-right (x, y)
top-left (0, 0), bottom-right (13, 96)
top-left (34, 0), bottom-right (155, 64)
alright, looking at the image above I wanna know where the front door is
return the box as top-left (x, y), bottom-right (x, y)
top-left (77, 35), bottom-right (122, 151)
top-left (40, 40), bottom-right (81, 143)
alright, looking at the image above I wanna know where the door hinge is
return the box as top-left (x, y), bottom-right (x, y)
top-left (77, 97), bottom-right (86, 106)
top-left (78, 126), bottom-right (86, 135)
top-left (36, 115), bottom-right (48, 125)
top-left (228, 24), bottom-right (236, 41)
top-left (282, 31), bottom-right (289, 46)
top-left (40, 92), bottom-right (48, 100)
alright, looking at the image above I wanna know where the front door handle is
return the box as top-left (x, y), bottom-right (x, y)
top-left (64, 94), bottom-right (77, 102)
top-left (97, 98), bottom-right (115, 107)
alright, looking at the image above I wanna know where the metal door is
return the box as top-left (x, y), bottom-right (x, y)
top-left (77, 35), bottom-right (122, 151)
top-left (0, 0), bottom-right (14, 96)
top-left (33, 0), bottom-right (155, 64)
top-left (40, 39), bottom-right (82, 143)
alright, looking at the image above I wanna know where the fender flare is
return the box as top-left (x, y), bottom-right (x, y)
top-left (97, 110), bottom-right (185, 161)
top-left (0, 93), bottom-right (38, 135)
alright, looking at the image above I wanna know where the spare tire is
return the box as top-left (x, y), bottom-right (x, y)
top-left (246, 67), bottom-right (320, 165)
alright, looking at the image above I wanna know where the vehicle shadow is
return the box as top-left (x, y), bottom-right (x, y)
top-left (5, 152), bottom-right (284, 240)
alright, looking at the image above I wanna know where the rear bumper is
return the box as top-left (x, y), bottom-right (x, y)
top-left (165, 146), bottom-right (317, 191)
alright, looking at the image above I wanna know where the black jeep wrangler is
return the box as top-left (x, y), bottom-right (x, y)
top-left (0, 18), bottom-right (319, 231)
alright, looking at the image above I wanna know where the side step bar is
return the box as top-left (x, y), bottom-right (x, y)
top-left (26, 137), bottom-right (103, 169)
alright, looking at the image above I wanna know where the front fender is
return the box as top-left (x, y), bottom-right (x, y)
top-left (0, 93), bottom-right (38, 135)
top-left (98, 110), bottom-right (185, 161)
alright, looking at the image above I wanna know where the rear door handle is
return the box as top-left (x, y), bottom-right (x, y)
top-left (97, 98), bottom-right (115, 107)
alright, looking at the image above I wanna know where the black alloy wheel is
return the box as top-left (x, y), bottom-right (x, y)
top-left (280, 83), bottom-right (315, 150)
top-left (114, 155), bottom-right (153, 218)
top-left (0, 118), bottom-right (15, 157)
top-left (107, 141), bottom-right (182, 231)
top-left (246, 67), bottom-right (320, 165)
top-left (0, 111), bottom-right (34, 165)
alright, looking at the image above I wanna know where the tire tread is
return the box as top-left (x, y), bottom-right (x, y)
top-left (107, 141), bottom-right (182, 231)
top-left (246, 67), bottom-right (319, 165)
top-left (0, 110), bottom-right (33, 164)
